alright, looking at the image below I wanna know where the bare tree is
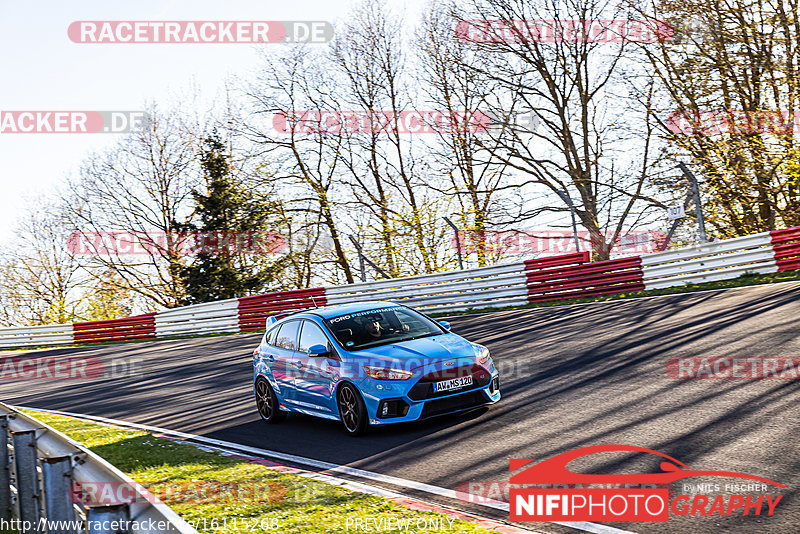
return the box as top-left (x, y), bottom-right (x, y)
top-left (65, 105), bottom-right (196, 308)
top-left (458, 0), bottom-right (665, 259)
top-left (417, 2), bottom-right (519, 266)
top-left (331, 0), bottom-right (442, 275)
top-left (246, 46), bottom-right (356, 284)
top-left (0, 198), bottom-right (83, 325)
top-left (633, 0), bottom-right (800, 236)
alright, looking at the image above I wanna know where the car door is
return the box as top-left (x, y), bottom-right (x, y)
top-left (265, 320), bottom-right (301, 402)
top-left (293, 320), bottom-right (339, 415)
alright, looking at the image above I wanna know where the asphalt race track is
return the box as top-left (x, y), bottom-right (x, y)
top-left (2, 281), bottom-right (799, 534)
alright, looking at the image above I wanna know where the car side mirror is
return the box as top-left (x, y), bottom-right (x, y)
top-left (308, 344), bottom-right (330, 357)
top-left (438, 320), bottom-right (451, 331)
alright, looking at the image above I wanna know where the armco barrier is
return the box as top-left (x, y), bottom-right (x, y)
top-left (526, 254), bottom-right (644, 302)
top-left (325, 262), bottom-right (530, 313)
top-left (770, 227), bottom-right (800, 272)
top-left (0, 403), bottom-right (198, 534)
top-left (0, 226), bottom-right (798, 349)
top-left (0, 323), bottom-right (73, 349)
top-left (238, 288), bottom-right (327, 331)
top-left (155, 299), bottom-right (239, 337)
top-left (641, 232), bottom-right (776, 289)
top-left (73, 313), bottom-right (156, 344)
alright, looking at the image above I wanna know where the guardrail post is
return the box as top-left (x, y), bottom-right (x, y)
top-left (86, 504), bottom-right (130, 534)
top-left (12, 429), bottom-right (42, 532)
top-left (41, 456), bottom-right (78, 534)
top-left (0, 416), bottom-right (10, 522)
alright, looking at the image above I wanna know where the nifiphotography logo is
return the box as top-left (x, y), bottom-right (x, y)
top-left (509, 445), bottom-right (785, 523)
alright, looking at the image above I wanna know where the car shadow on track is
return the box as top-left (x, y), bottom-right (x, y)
top-left (204, 406), bottom-right (493, 464)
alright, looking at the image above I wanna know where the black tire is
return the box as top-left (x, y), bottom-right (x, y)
top-left (337, 383), bottom-right (368, 436)
top-left (255, 377), bottom-right (286, 423)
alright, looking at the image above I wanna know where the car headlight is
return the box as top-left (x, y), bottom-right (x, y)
top-left (363, 366), bottom-right (414, 380)
top-left (476, 345), bottom-right (491, 365)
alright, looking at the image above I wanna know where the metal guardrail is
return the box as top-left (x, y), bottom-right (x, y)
top-left (154, 300), bottom-right (240, 337)
top-left (641, 232), bottom-right (776, 289)
top-left (325, 262), bottom-right (531, 312)
top-left (0, 227), bottom-right (797, 348)
top-left (0, 324), bottom-right (74, 349)
top-left (0, 403), bottom-right (198, 534)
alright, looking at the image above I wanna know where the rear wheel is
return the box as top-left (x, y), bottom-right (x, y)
top-left (255, 377), bottom-right (286, 423)
top-left (337, 383), bottom-right (368, 436)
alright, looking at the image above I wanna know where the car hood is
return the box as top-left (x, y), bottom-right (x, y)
top-left (348, 333), bottom-right (479, 369)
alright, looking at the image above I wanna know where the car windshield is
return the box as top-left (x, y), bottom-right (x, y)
top-left (323, 306), bottom-right (444, 350)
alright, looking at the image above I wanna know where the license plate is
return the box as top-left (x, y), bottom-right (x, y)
top-left (433, 375), bottom-right (473, 393)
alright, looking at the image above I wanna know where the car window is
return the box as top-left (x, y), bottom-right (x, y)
top-left (274, 321), bottom-right (300, 351)
top-left (265, 326), bottom-right (278, 346)
top-left (323, 306), bottom-right (443, 350)
top-left (298, 321), bottom-right (330, 353)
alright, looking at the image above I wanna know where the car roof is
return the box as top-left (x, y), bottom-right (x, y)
top-left (298, 300), bottom-right (403, 320)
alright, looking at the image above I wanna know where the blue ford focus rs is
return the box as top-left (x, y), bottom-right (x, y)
top-left (252, 301), bottom-right (500, 435)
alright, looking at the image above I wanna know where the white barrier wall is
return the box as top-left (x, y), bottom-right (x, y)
top-left (0, 323), bottom-right (74, 349)
top-left (0, 227), bottom-right (796, 349)
top-left (154, 299), bottom-right (240, 337)
top-left (325, 262), bottom-right (531, 313)
top-left (641, 233), bottom-right (777, 289)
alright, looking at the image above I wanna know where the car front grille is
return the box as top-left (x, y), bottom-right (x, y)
top-left (407, 364), bottom-right (491, 401)
top-left (420, 390), bottom-right (488, 418)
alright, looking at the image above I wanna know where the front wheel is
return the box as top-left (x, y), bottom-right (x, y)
top-left (255, 377), bottom-right (286, 423)
top-left (337, 383), bottom-right (368, 436)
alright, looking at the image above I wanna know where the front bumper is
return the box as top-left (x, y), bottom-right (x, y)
top-left (361, 362), bottom-right (501, 426)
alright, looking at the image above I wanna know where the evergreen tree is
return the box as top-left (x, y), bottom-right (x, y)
top-left (178, 132), bottom-right (287, 304)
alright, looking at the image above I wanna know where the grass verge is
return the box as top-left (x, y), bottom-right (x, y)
top-left (24, 411), bottom-right (495, 534)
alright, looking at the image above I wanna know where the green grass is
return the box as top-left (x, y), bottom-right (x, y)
top-left (428, 269), bottom-right (800, 317)
top-left (24, 411), bottom-right (494, 534)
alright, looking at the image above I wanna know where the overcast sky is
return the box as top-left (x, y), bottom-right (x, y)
top-left (0, 0), bottom-right (430, 243)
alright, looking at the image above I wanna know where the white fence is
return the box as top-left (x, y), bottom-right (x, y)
top-left (0, 323), bottom-right (73, 350)
top-left (154, 300), bottom-right (240, 337)
top-left (0, 227), bottom-right (795, 350)
top-left (641, 233), bottom-right (777, 289)
top-left (325, 262), bottom-right (530, 313)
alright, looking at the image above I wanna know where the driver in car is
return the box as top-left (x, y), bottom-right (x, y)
top-left (362, 313), bottom-right (410, 341)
